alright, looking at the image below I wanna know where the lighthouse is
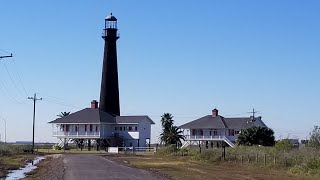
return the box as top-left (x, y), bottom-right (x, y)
top-left (99, 13), bottom-right (120, 116)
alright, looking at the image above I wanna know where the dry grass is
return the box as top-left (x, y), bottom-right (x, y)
top-left (0, 154), bottom-right (34, 178)
top-left (107, 154), bottom-right (320, 180)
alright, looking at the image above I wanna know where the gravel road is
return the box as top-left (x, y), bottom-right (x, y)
top-left (63, 154), bottom-right (161, 180)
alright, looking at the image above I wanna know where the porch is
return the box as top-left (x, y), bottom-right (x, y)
top-left (53, 131), bottom-right (101, 138)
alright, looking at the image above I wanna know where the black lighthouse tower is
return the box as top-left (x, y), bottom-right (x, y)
top-left (99, 13), bottom-right (120, 115)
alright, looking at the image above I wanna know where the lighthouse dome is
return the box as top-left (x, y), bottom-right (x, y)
top-left (105, 13), bottom-right (117, 21)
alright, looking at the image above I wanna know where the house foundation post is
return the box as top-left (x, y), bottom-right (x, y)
top-left (88, 139), bottom-right (91, 151)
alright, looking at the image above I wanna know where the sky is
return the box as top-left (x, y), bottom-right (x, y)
top-left (0, 0), bottom-right (320, 143)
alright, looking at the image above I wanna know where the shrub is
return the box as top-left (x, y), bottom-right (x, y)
top-left (275, 139), bottom-right (294, 151)
top-left (156, 144), bottom-right (178, 156)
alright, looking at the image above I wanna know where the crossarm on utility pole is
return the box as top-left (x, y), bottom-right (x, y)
top-left (0, 54), bottom-right (13, 60)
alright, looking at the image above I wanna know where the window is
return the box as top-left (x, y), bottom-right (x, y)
top-left (96, 125), bottom-right (98, 132)
top-left (75, 126), bottom-right (78, 132)
top-left (129, 127), bottom-right (132, 131)
top-left (85, 125), bottom-right (87, 132)
top-left (229, 129), bottom-right (235, 136)
top-left (192, 129), bottom-right (195, 136)
top-left (135, 126), bottom-right (138, 131)
top-left (90, 124), bottom-right (93, 132)
top-left (66, 125), bottom-right (69, 132)
top-left (115, 127), bottom-right (117, 131)
top-left (213, 129), bottom-right (218, 136)
top-left (120, 127), bottom-right (122, 131)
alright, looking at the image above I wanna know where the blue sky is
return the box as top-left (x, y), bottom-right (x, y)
top-left (0, 0), bottom-right (319, 143)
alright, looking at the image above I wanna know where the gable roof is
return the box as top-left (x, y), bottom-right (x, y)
top-left (179, 115), bottom-right (267, 129)
top-left (49, 108), bottom-right (116, 124)
top-left (48, 108), bottom-right (155, 125)
top-left (179, 115), bottom-right (227, 129)
top-left (116, 116), bottom-right (155, 124)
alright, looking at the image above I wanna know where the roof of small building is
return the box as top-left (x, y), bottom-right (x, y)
top-left (48, 108), bottom-right (155, 124)
top-left (179, 115), bottom-right (266, 129)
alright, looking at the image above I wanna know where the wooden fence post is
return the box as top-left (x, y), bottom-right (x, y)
top-left (284, 157), bottom-right (287, 167)
top-left (248, 155), bottom-right (250, 163)
top-left (241, 155), bottom-right (243, 164)
top-left (273, 156), bottom-right (276, 167)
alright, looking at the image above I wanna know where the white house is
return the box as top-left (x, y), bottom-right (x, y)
top-left (179, 108), bottom-right (267, 148)
top-left (49, 100), bottom-right (155, 150)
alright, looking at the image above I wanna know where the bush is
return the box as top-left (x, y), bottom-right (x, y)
top-left (275, 139), bottom-right (294, 151)
top-left (156, 144), bottom-right (178, 156)
top-left (0, 144), bottom-right (31, 156)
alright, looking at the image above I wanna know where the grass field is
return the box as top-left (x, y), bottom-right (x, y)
top-left (107, 154), bottom-right (319, 180)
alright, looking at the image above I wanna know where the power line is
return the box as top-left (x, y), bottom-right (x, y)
top-left (42, 98), bottom-right (82, 109)
top-left (0, 79), bottom-right (26, 104)
top-left (0, 49), bottom-right (11, 54)
top-left (12, 57), bottom-right (29, 96)
top-left (2, 62), bottom-right (25, 97)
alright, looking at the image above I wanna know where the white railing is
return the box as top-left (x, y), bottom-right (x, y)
top-left (185, 135), bottom-right (236, 148)
top-left (186, 135), bottom-right (226, 140)
top-left (53, 131), bottom-right (100, 137)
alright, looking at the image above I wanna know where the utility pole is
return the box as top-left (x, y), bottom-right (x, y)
top-left (248, 108), bottom-right (258, 126)
top-left (3, 119), bottom-right (6, 144)
top-left (0, 54), bottom-right (13, 60)
top-left (28, 93), bottom-right (42, 154)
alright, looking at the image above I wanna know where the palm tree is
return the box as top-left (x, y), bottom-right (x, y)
top-left (161, 113), bottom-right (174, 131)
top-left (160, 126), bottom-right (185, 147)
top-left (57, 111), bottom-right (70, 118)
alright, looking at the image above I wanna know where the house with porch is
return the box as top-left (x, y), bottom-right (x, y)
top-left (49, 100), bottom-right (155, 149)
top-left (179, 108), bottom-right (267, 148)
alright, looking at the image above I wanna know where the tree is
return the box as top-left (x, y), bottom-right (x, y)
top-left (309, 126), bottom-right (320, 148)
top-left (57, 111), bottom-right (71, 118)
top-left (159, 113), bottom-right (185, 147)
top-left (160, 126), bottom-right (185, 147)
top-left (237, 126), bottom-right (275, 146)
top-left (161, 113), bottom-right (174, 131)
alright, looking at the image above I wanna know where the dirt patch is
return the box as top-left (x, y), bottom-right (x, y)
top-left (23, 154), bottom-right (64, 180)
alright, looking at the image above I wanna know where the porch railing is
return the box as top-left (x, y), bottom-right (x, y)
top-left (53, 131), bottom-right (100, 137)
top-left (184, 135), bottom-right (236, 148)
top-left (185, 135), bottom-right (226, 140)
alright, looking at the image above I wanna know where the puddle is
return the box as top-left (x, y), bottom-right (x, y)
top-left (3, 156), bottom-right (45, 180)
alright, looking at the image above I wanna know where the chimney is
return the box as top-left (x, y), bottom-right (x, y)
top-left (91, 100), bottom-right (98, 109)
top-left (212, 108), bottom-right (219, 117)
